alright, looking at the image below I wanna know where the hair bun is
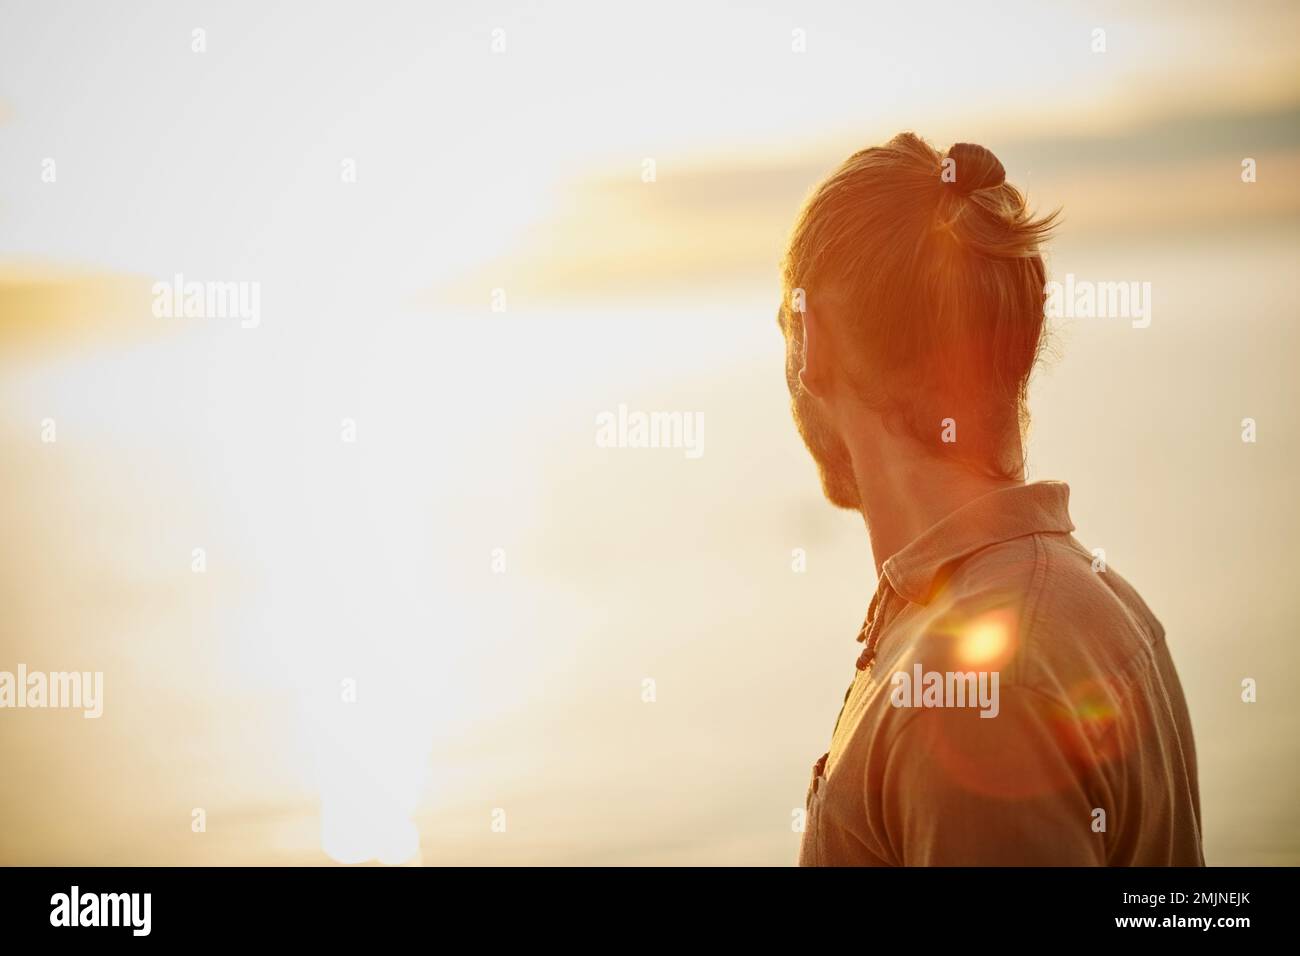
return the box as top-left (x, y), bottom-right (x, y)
top-left (946, 142), bottom-right (1005, 195)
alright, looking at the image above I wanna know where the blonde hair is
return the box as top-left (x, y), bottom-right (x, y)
top-left (782, 132), bottom-right (1058, 479)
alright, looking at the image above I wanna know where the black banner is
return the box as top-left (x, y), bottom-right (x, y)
top-left (0, 866), bottom-right (1279, 941)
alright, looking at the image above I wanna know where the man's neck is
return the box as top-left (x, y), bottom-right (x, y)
top-left (849, 438), bottom-right (1024, 578)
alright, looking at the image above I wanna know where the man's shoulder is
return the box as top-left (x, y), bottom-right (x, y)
top-left (902, 531), bottom-right (1165, 693)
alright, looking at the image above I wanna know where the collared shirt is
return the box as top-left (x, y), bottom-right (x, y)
top-left (798, 481), bottom-right (1204, 866)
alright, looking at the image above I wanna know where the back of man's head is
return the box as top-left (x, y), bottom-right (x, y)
top-left (782, 132), bottom-right (1058, 479)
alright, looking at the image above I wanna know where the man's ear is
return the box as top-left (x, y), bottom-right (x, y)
top-left (797, 306), bottom-right (832, 399)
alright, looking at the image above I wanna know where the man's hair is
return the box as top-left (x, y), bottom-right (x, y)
top-left (781, 132), bottom-right (1058, 479)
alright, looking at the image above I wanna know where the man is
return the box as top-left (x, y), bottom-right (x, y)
top-left (780, 133), bottom-right (1204, 865)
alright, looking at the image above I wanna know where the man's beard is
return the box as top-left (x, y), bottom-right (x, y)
top-left (790, 383), bottom-right (860, 511)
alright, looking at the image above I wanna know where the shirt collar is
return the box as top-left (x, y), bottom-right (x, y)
top-left (881, 481), bottom-right (1075, 606)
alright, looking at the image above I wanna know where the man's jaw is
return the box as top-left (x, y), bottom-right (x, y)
top-left (798, 413), bottom-right (861, 510)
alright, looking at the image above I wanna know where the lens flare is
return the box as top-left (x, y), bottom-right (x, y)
top-left (958, 616), bottom-right (1009, 666)
top-left (954, 608), bottom-right (1017, 669)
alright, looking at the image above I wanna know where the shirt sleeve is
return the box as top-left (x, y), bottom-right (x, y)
top-left (876, 685), bottom-right (1107, 866)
